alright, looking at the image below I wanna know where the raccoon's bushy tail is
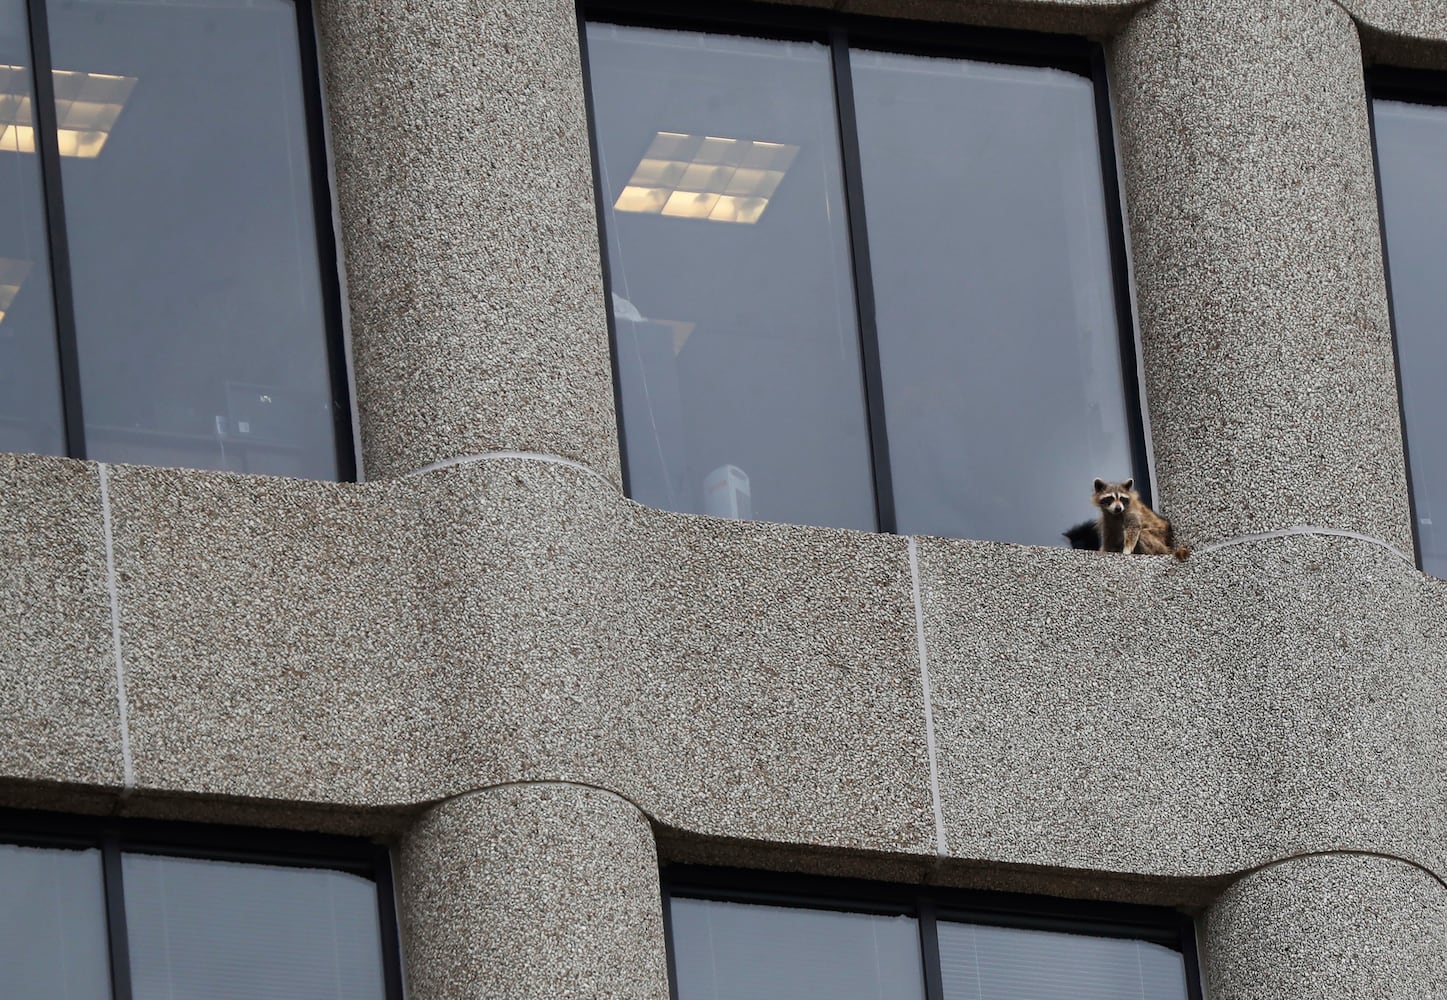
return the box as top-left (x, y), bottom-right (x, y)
top-left (1165, 520), bottom-right (1190, 561)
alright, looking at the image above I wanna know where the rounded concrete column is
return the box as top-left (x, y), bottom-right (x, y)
top-left (312, 0), bottom-right (620, 482)
top-left (1204, 854), bottom-right (1447, 998)
top-left (397, 783), bottom-right (669, 999)
top-left (1110, 0), bottom-right (1411, 549)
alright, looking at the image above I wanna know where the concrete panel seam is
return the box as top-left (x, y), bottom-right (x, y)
top-left (403, 451), bottom-right (619, 490)
top-left (97, 463), bottom-right (135, 794)
top-left (1229, 849), bottom-right (1447, 893)
top-left (1193, 526), bottom-right (1413, 564)
top-left (908, 537), bottom-right (949, 856)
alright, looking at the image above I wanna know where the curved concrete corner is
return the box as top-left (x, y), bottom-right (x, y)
top-left (398, 783), bottom-right (668, 1000)
top-left (10, 452), bottom-right (1447, 884)
top-left (1203, 853), bottom-right (1447, 999)
top-left (97, 457), bottom-right (936, 856)
top-left (1109, 0), bottom-right (1411, 549)
top-left (312, 0), bottom-right (620, 483)
top-left (0, 456), bottom-right (124, 789)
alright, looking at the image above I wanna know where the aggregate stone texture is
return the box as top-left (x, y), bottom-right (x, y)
top-left (312, 0), bottom-right (620, 483)
top-left (1109, 0), bottom-right (1413, 551)
top-left (916, 531), bottom-right (1447, 878)
top-left (0, 456), bottom-right (124, 788)
top-left (100, 458), bottom-right (936, 855)
top-left (398, 784), bottom-right (669, 1000)
top-left (1203, 853), bottom-right (1447, 999)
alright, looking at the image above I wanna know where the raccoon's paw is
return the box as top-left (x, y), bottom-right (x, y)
top-left (1173, 545), bottom-right (1191, 562)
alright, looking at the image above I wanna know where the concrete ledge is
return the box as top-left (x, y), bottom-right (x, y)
top-left (6, 453), bottom-right (1447, 886)
top-left (0, 456), bottom-right (125, 789)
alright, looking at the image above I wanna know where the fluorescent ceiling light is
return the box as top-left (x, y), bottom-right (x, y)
top-left (615, 131), bottom-right (799, 224)
top-left (0, 64), bottom-right (138, 158)
top-left (0, 257), bottom-right (30, 329)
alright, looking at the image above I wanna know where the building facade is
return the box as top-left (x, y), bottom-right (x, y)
top-left (4, 0), bottom-right (1447, 996)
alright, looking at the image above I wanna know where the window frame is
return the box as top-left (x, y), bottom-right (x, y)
top-left (660, 863), bottom-right (1204, 1000)
top-left (1366, 66), bottom-right (1447, 573)
top-left (577, 0), bottom-right (1153, 534)
top-left (0, 808), bottom-right (404, 1000)
top-left (13, 0), bottom-right (358, 479)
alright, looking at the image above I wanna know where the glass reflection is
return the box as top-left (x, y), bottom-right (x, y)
top-left (586, 23), bottom-right (877, 531)
top-left (670, 897), bottom-right (926, 1000)
top-left (1375, 98), bottom-right (1447, 578)
top-left (0, 843), bottom-right (111, 1000)
top-left (123, 853), bottom-right (387, 1000)
top-left (48, 0), bottom-right (339, 478)
top-left (937, 921), bottom-right (1189, 1000)
top-left (852, 52), bottom-right (1135, 544)
top-left (0, 0), bottom-right (65, 457)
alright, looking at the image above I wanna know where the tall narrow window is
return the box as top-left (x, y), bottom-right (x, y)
top-left (0, 0), bottom-right (351, 479)
top-left (0, 0), bottom-right (66, 457)
top-left (583, 7), bottom-right (1146, 544)
top-left (1373, 73), bottom-right (1447, 577)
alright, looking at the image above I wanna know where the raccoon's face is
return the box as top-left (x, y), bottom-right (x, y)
top-left (1093, 478), bottom-right (1135, 515)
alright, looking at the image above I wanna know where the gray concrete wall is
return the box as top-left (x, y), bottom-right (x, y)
top-left (397, 784), bottom-right (668, 1000)
top-left (6, 0), bottom-right (1447, 996)
top-left (313, 0), bottom-right (620, 482)
top-left (1204, 854), bottom-right (1447, 999)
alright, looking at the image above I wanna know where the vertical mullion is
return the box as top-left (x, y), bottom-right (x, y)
top-left (24, 0), bottom-right (86, 459)
top-left (1089, 46), bottom-right (1152, 506)
top-left (575, 8), bottom-right (637, 502)
top-left (829, 30), bottom-right (897, 534)
top-left (659, 871), bottom-right (683, 1000)
top-left (101, 838), bottom-right (134, 1000)
top-left (373, 849), bottom-right (407, 1000)
top-left (917, 897), bottom-right (946, 1000)
top-left (293, 0), bottom-right (358, 482)
top-left (1363, 80), bottom-right (1425, 570)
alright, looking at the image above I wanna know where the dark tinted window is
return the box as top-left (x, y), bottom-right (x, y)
top-left (1, 0), bottom-right (349, 478)
top-left (586, 23), bottom-right (876, 531)
top-left (0, 843), bottom-right (111, 1000)
top-left (670, 896), bottom-right (925, 999)
top-left (124, 853), bottom-right (387, 1000)
top-left (1374, 87), bottom-right (1447, 576)
top-left (0, 814), bottom-right (401, 1000)
top-left (851, 51), bottom-right (1135, 543)
top-left (666, 870), bottom-right (1199, 1000)
top-left (0, 0), bottom-right (66, 457)
top-left (584, 11), bottom-right (1144, 543)
top-left (936, 919), bottom-right (1190, 999)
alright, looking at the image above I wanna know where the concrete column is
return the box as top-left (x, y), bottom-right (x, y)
top-left (397, 783), bottom-right (669, 1000)
top-left (312, 0), bottom-right (620, 482)
top-left (1204, 854), bottom-right (1447, 998)
top-left (1109, 0), bottom-right (1411, 550)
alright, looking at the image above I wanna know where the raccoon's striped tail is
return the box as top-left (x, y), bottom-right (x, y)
top-left (1165, 520), bottom-right (1190, 561)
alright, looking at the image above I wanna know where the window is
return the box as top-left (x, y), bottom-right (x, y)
top-left (582, 5), bottom-right (1147, 544)
top-left (664, 867), bottom-right (1202, 1000)
top-left (1371, 70), bottom-right (1447, 577)
top-left (0, 0), bottom-right (353, 479)
top-left (0, 811), bottom-right (403, 1000)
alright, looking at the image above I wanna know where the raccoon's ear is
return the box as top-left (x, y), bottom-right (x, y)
top-left (1122, 478), bottom-right (1133, 491)
top-left (1093, 478), bottom-right (1105, 492)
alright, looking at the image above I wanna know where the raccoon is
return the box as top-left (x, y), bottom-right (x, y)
top-left (1092, 478), bottom-right (1189, 561)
